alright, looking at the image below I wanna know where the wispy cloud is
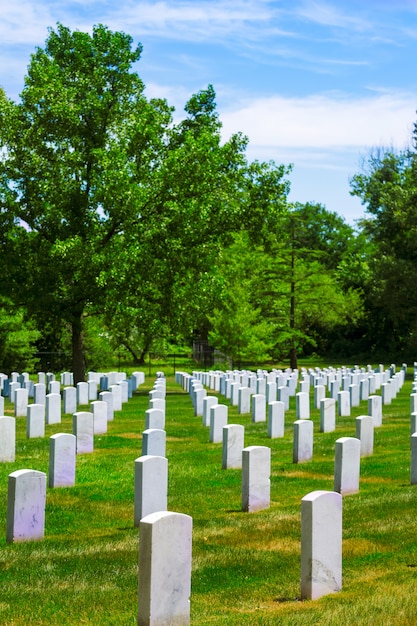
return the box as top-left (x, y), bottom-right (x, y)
top-left (0, 2), bottom-right (53, 44)
top-left (119, 1), bottom-right (274, 26)
top-left (296, 0), bottom-right (371, 31)
top-left (109, 0), bottom-right (288, 44)
top-left (220, 91), bottom-right (415, 152)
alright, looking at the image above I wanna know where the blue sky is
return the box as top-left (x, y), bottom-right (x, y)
top-left (1, 0), bottom-right (416, 225)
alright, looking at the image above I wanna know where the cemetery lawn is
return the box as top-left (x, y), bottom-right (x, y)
top-left (1, 369), bottom-right (417, 624)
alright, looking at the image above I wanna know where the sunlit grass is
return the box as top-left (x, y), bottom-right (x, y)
top-left (0, 367), bottom-right (416, 623)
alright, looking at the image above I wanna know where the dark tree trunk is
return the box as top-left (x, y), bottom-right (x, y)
top-left (123, 343), bottom-right (142, 364)
top-left (72, 313), bottom-right (86, 384)
top-left (123, 334), bottom-right (152, 365)
top-left (289, 343), bottom-right (297, 370)
top-left (289, 217), bottom-right (297, 370)
top-left (289, 287), bottom-right (297, 369)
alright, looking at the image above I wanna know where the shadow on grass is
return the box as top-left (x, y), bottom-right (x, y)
top-left (274, 596), bottom-right (302, 603)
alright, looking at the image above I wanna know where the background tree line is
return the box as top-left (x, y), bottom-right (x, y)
top-left (0, 24), bottom-right (414, 380)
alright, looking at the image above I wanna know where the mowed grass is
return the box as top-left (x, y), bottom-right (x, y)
top-left (0, 369), bottom-right (417, 624)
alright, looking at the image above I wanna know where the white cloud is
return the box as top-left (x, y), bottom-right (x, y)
top-left (220, 91), bottom-right (415, 152)
top-left (296, 0), bottom-right (370, 31)
top-left (0, 2), bottom-right (54, 44)
top-left (108, 0), bottom-right (289, 46)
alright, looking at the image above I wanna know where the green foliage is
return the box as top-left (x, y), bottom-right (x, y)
top-left (81, 314), bottom-right (119, 371)
top-left (205, 201), bottom-right (366, 368)
top-left (0, 298), bottom-right (40, 372)
top-left (208, 234), bottom-right (276, 367)
top-left (0, 23), bottom-right (155, 381)
top-left (241, 159), bottom-right (292, 243)
top-left (0, 24), bottom-right (257, 381)
top-left (255, 205), bottom-right (364, 365)
top-left (289, 201), bottom-right (356, 270)
top-left (1, 21), bottom-right (395, 370)
top-left (351, 142), bottom-right (417, 358)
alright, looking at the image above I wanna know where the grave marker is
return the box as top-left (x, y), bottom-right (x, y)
top-left (349, 384), bottom-right (360, 408)
top-left (49, 433), bottom-right (76, 487)
top-left (381, 382), bottom-right (392, 405)
top-left (7, 469), bottom-right (46, 543)
top-left (145, 408), bottom-right (165, 430)
top-left (76, 382), bottom-right (89, 406)
top-left (46, 393), bottom-right (61, 425)
top-left (238, 386), bottom-right (251, 414)
top-left (222, 424), bottom-right (244, 469)
top-left (14, 387), bottom-right (29, 417)
top-left (194, 387), bottom-right (207, 417)
top-left (110, 384), bottom-right (122, 411)
top-left (242, 446), bottom-right (271, 512)
top-left (88, 380), bottom-right (98, 401)
top-left (134, 455), bottom-right (168, 525)
top-left (251, 394), bottom-right (266, 423)
top-left (49, 380), bottom-right (60, 395)
top-left (33, 382), bottom-right (46, 406)
top-left (278, 385), bottom-right (290, 410)
top-left (293, 420), bottom-right (313, 463)
top-left (119, 380), bottom-right (129, 403)
top-left (412, 412), bottom-right (417, 438)
top-left (26, 404), bottom-right (45, 438)
top-left (73, 411), bottom-right (94, 454)
top-left (368, 395), bottom-right (382, 427)
top-left (99, 391), bottom-right (114, 421)
top-left (149, 398), bottom-right (165, 414)
top-left (334, 437), bottom-right (360, 495)
top-left (314, 385), bottom-right (325, 410)
top-left (142, 429), bottom-right (166, 457)
top-left (320, 398), bottom-right (336, 433)
top-left (209, 404), bottom-right (228, 443)
top-left (138, 511), bottom-right (192, 626)
top-left (202, 396), bottom-right (217, 427)
top-left (63, 386), bottom-right (77, 415)
top-left (356, 415), bottom-right (374, 457)
top-left (230, 381), bottom-right (241, 406)
top-left (9, 381), bottom-right (20, 403)
top-left (296, 392), bottom-right (310, 419)
top-left (91, 400), bottom-right (108, 434)
top-left (0, 416), bottom-right (15, 462)
top-left (337, 391), bottom-right (350, 417)
top-left (268, 401), bottom-right (285, 438)
top-left (266, 381), bottom-right (277, 404)
top-left (301, 490), bottom-right (342, 600)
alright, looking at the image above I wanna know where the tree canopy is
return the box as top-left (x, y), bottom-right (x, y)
top-left (0, 23), bottom-right (272, 379)
top-left (351, 140), bottom-right (417, 358)
top-left (1, 21), bottom-right (407, 373)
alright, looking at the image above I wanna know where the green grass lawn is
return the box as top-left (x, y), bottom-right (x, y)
top-left (0, 367), bottom-right (416, 625)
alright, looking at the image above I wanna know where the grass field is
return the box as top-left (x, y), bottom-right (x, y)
top-left (0, 366), bottom-right (416, 625)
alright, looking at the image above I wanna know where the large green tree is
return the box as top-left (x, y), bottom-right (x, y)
top-left (257, 204), bottom-right (363, 367)
top-left (207, 232), bottom-right (277, 368)
top-left (351, 143), bottom-right (417, 357)
top-left (101, 84), bottom-right (252, 363)
top-left (0, 24), bottom-right (161, 380)
top-left (204, 158), bottom-right (292, 367)
top-left (0, 24), bottom-right (248, 380)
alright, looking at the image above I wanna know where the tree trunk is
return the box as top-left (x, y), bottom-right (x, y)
top-left (289, 218), bottom-right (297, 371)
top-left (123, 335), bottom-right (152, 365)
top-left (289, 286), bottom-right (297, 369)
top-left (123, 342), bottom-right (143, 365)
top-left (71, 313), bottom-right (86, 384)
top-left (289, 342), bottom-right (297, 370)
